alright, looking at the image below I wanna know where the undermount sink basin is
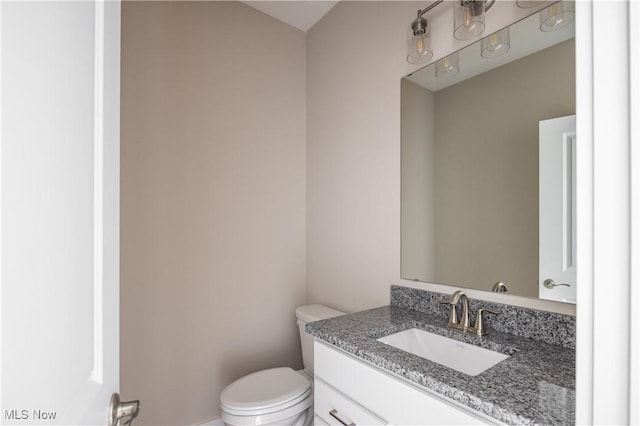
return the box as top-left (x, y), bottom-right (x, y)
top-left (376, 328), bottom-right (509, 376)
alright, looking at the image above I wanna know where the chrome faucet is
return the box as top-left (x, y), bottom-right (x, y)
top-left (438, 290), bottom-right (470, 331)
top-left (491, 281), bottom-right (508, 293)
top-left (438, 291), bottom-right (500, 336)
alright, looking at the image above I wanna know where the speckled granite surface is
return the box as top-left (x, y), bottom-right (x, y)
top-left (391, 285), bottom-right (576, 349)
top-left (306, 290), bottom-right (575, 425)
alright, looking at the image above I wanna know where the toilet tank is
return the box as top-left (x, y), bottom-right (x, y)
top-left (296, 304), bottom-right (345, 375)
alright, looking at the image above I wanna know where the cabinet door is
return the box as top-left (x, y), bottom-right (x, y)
top-left (315, 379), bottom-right (387, 426)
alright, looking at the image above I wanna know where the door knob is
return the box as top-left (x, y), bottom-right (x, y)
top-left (109, 393), bottom-right (140, 426)
top-left (543, 279), bottom-right (570, 289)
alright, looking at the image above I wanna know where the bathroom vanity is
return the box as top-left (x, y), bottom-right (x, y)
top-left (307, 286), bottom-right (575, 425)
top-left (314, 341), bottom-right (495, 425)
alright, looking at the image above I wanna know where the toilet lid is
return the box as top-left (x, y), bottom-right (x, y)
top-left (220, 367), bottom-right (311, 413)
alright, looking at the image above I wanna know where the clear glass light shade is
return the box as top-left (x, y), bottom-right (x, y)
top-left (539, 1), bottom-right (575, 32)
top-left (435, 53), bottom-right (460, 78)
top-left (454, 0), bottom-right (486, 40)
top-left (407, 31), bottom-right (433, 64)
top-left (481, 28), bottom-right (510, 58)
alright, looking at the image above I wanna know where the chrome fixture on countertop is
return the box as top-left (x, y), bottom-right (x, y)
top-left (491, 281), bottom-right (509, 293)
top-left (438, 290), bottom-right (470, 330)
top-left (439, 291), bottom-right (501, 336)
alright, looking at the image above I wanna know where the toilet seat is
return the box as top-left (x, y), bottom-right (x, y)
top-left (220, 391), bottom-right (312, 426)
top-left (220, 367), bottom-right (312, 416)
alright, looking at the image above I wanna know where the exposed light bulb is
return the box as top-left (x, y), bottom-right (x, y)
top-left (464, 6), bottom-right (472, 26)
top-left (416, 33), bottom-right (425, 53)
top-left (435, 53), bottom-right (460, 78)
top-left (481, 28), bottom-right (510, 58)
top-left (408, 31), bottom-right (433, 64)
top-left (487, 33), bottom-right (500, 50)
top-left (547, 4), bottom-right (565, 26)
top-left (407, 14), bottom-right (433, 64)
top-left (454, 0), bottom-right (486, 40)
top-left (539, 1), bottom-right (575, 32)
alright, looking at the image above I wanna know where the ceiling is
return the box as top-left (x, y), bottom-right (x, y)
top-left (240, 1), bottom-right (339, 32)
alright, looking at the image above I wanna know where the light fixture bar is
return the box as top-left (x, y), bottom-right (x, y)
top-left (407, 0), bottom-right (496, 65)
top-left (415, 0), bottom-right (495, 22)
top-left (416, 0), bottom-right (444, 19)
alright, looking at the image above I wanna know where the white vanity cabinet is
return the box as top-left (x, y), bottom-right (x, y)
top-left (313, 341), bottom-right (497, 425)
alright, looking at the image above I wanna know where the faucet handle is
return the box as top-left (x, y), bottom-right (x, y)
top-left (438, 291), bottom-right (464, 325)
top-left (472, 308), bottom-right (501, 336)
top-left (437, 298), bottom-right (459, 325)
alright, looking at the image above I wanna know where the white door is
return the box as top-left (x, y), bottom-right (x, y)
top-left (1, 1), bottom-right (124, 424)
top-left (539, 115), bottom-right (577, 303)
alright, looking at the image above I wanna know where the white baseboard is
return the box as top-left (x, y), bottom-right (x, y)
top-left (194, 417), bottom-right (224, 426)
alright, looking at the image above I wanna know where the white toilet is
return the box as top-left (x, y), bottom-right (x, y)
top-left (219, 304), bottom-right (345, 426)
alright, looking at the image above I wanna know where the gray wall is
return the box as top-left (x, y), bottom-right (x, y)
top-left (120, 2), bottom-right (306, 424)
top-left (306, 2), bottom-right (420, 313)
top-left (401, 79), bottom-right (436, 281)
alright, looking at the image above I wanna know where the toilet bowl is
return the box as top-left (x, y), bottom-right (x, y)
top-left (220, 367), bottom-right (313, 426)
top-left (219, 305), bottom-right (344, 426)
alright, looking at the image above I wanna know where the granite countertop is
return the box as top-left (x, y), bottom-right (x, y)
top-left (306, 304), bottom-right (575, 425)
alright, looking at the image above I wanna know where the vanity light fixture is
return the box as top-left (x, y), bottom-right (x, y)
top-left (407, 0), bottom-right (497, 64)
top-left (539, 0), bottom-right (574, 31)
top-left (407, 9), bottom-right (433, 64)
top-left (435, 52), bottom-right (460, 78)
top-left (481, 28), bottom-right (510, 58)
top-left (407, 1), bottom-right (444, 64)
top-left (454, 0), bottom-right (492, 40)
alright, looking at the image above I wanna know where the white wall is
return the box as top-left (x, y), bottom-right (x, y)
top-left (307, 1), bottom-right (575, 316)
top-left (120, 3), bottom-right (306, 425)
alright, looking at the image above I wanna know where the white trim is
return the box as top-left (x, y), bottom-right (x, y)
top-left (91, 0), bottom-right (105, 385)
top-left (574, 1), bottom-right (594, 424)
top-left (629, 0), bottom-right (640, 423)
top-left (102, 0), bottom-right (121, 407)
top-left (591, 1), bottom-right (631, 424)
top-left (0, 0), bottom-right (4, 418)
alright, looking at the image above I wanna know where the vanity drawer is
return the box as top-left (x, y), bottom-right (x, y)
top-left (315, 341), bottom-right (496, 425)
top-left (314, 378), bottom-right (387, 426)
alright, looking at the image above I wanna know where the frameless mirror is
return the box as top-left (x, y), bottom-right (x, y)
top-left (401, 4), bottom-right (576, 303)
